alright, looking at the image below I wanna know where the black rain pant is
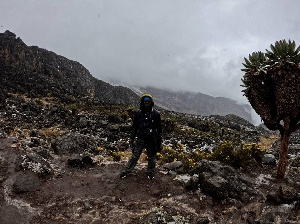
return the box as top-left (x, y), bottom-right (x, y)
top-left (124, 138), bottom-right (156, 174)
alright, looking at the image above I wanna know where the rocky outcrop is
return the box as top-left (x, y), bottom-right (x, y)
top-left (0, 30), bottom-right (139, 105)
top-left (15, 153), bottom-right (53, 177)
top-left (52, 132), bottom-right (99, 155)
top-left (189, 160), bottom-right (258, 201)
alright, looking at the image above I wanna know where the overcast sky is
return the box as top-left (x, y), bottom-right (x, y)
top-left (1, 1), bottom-right (300, 111)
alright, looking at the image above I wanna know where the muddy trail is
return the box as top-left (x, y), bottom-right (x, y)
top-left (0, 137), bottom-right (210, 224)
top-left (1, 137), bottom-right (299, 224)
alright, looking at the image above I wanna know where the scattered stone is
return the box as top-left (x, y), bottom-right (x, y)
top-left (0, 30), bottom-right (299, 222)
top-left (52, 132), bottom-right (98, 155)
top-left (266, 185), bottom-right (299, 204)
top-left (13, 171), bottom-right (41, 193)
top-left (290, 155), bottom-right (300, 167)
top-left (185, 175), bottom-right (199, 190)
top-left (197, 217), bottom-right (210, 224)
top-left (168, 170), bottom-right (177, 178)
top-left (262, 154), bottom-right (277, 166)
top-left (107, 114), bottom-right (120, 123)
top-left (0, 132), bottom-right (5, 138)
top-left (67, 155), bottom-right (95, 168)
top-left (162, 161), bottom-right (183, 172)
top-left (191, 160), bottom-right (257, 201)
top-left (278, 185), bottom-right (299, 204)
top-left (15, 153), bottom-right (53, 177)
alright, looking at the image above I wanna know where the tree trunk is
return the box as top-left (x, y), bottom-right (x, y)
top-left (276, 132), bottom-right (290, 179)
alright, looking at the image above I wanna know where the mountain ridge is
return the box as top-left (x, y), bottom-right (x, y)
top-left (0, 30), bottom-right (139, 106)
top-left (128, 85), bottom-right (253, 123)
top-left (1, 30), bottom-right (252, 124)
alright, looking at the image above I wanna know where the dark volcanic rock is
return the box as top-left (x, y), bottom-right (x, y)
top-left (0, 30), bottom-right (139, 105)
top-left (15, 153), bottom-right (53, 177)
top-left (67, 155), bottom-right (95, 168)
top-left (13, 171), bottom-right (41, 193)
top-left (191, 160), bottom-right (258, 201)
top-left (52, 132), bottom-right (99, 155)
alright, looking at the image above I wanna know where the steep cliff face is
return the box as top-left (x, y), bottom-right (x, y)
top-left (0, 30), bottom-right (139, 105)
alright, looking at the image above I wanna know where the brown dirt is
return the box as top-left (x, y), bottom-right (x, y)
top-left (0, 137), bottom-right (208, 224)
top-left (1, 137), bottom-right (299, 224)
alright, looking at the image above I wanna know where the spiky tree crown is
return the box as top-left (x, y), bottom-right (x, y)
top-left (241, 39), bottom-right (300, 88)
top-left (241, 51), bottom-right (266, 73)
top-left (241, 39), bottom-right (300, 130)
top-left (266, 39), bottom-right (300, 64)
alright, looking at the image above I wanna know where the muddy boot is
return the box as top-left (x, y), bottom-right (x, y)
top-left (120, 171), bottom-right (129, 179)
top-left (147, 171), bottom-right (154, 180)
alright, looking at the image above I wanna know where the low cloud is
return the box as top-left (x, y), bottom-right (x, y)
top-left (1, 0), bottom-right (300, 110)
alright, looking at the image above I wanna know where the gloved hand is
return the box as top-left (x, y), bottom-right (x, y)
top-left (156, 145), bottom-right (163, 153)
top-left (156, 136), bottom-right (162, 153)
top-left (129, 139), bottom-right (134, 148)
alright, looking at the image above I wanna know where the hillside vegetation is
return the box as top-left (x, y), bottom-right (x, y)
top-left (0, 94), bottom-right (299, 223)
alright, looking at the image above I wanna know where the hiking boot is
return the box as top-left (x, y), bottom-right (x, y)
top-left (120, 171), bottom-right (128, 179)
top-left (147, 172), bottom-right (154, 180)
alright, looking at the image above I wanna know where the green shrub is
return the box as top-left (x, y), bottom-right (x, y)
top-left (108, 150), bottom-right (121, 161)
top-left (159, 144), bottom-right (210, 171)
top-left (212, 140), bottom-right (265, 168)
top-left (211, 140), bottom-right (234, 163)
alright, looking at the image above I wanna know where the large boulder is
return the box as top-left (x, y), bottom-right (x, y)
top-left (267, 185), bottom-right (300, 204)
top-left (262, 153), bottom-right (277, 166)
top-left (52, 132), bottom-right (99, 155)
top-left (15, 153), bottom-right (53, 177)
top-left (190, 160), bottom-right (258, 201)
top-left (13, 171), bottom-right (42, 193)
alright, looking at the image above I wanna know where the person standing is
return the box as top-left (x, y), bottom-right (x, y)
top-left (120, 93), bottom-right (162, 179)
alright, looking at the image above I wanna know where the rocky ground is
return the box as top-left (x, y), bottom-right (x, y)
top-left (0, 136), bottom-right (203, 224)
top-left (0, 136), bottom-right (299, 224)
top-left (0, 95), bottom-right (299, 224)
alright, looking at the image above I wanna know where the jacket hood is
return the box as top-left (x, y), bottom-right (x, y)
top-left (139, 93), bottom-right (154, 111)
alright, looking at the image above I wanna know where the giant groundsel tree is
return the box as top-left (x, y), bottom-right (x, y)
top-left (241, 40), bottom-right (300, 179)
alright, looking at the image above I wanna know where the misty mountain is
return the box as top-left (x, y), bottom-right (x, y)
top-left (129, 86), bottom-right (253, 123)
top-left (0, 30), bottom-right (252, 124)
top-left (0, 30), bottom-right (139, 105)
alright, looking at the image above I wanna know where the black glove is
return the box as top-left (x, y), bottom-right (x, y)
top-left (129, 139), bottom-right (134, 148)
top-left (156, 145), bottom-right (162, 153)
top-left (156, 136), bottom-right (162, 153)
